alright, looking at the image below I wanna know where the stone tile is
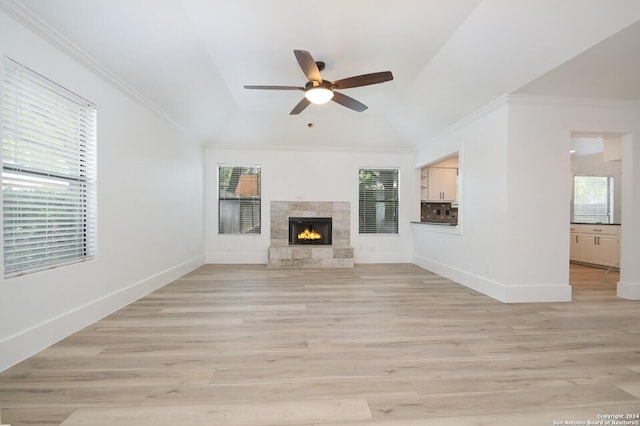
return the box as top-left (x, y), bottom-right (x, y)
top-left (270, 238), bottom-right (288, 247)
top-left (333, 210), bottom-right (350, 222)
top-left (291, 247), bottom-right (312, 259)
top-left (267, 259), bottom-right (282, 268)
top-left (290, 201), bottom-right (311, 212)
top-left (268, 247), bottom-right (291, 260)
top-left (311, 248), bottom-right (333, 259)
top-left (333, 228), bottom-right (350, 240)
top-left (268, 201), bottom-right (353, 268)
top-left (270, 201), bottom-right (289, 212)
top-left (333, 247), bottom-right (354, 259)
top-left (332, 238), bottom-right (350, 248)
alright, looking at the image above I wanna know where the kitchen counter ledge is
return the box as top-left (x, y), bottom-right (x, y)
top-left (571, 222), bottom-right (621, 225)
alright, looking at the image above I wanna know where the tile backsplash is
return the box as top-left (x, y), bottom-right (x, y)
top-left (421, 202), bottom-right (458, 224)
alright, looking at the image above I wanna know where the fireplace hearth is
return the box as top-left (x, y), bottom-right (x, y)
top-left (289, 217), bottom-right (332, 245)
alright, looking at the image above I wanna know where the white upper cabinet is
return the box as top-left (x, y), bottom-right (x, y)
top-left (424, 167), bottom-right (457, 201)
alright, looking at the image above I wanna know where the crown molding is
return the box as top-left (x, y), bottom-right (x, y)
top-left (506, 94), bottom-right (640, 110)
top-left (426, 94), bottom-right (640, 145)
top-left (426, 95), bottom-right (510, 144)
top-left (0, 0), bottom-right (190, 136)
top-left (205, 142), bottom-right (413, 154)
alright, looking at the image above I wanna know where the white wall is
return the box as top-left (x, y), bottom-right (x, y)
top-left (413, 99), bottom-right (514, 301)
top-left (502, 98), bottom-right (573, 301)
top-left (0, 10), bottom-right (205, 371)
top-left (205, 147), bottom-right (414, 264)
top-left (413, 95), bottom-right (640, 302)
top-left (508, 97), bottom-right (640, 300)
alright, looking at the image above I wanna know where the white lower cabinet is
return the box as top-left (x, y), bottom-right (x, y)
top-left (570, 224), bottom-right (620, 267)
top-left (570, 231), bottom-right (581, 262)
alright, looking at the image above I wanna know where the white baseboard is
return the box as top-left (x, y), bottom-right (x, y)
top-left (501, 283), bottom-right (572, 303)
top-left (205, 252), bottom-right (268, 264)
top-left (0, 256), bottom-right (204, 372)
top-left (617, 281), bottom-right (640, 300)
top-left (206, 252), bottom-right (413, 265)
top-left (354, 252), bottom-right (412, 264)
top-left (413, 254), bottom-right (571, 303)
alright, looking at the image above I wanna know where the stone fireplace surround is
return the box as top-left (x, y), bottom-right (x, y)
top-left (268, 201), bottom-right (354, 268)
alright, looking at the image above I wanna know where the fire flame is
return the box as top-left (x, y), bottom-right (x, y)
top-left (298, 228), bottom-right (322, 240)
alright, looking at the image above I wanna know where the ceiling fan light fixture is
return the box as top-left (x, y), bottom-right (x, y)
top-left (305, 87), bottom-right (334, 104)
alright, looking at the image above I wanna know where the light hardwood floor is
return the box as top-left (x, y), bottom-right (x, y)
top-left (0, 263), bottom-right (638, 425)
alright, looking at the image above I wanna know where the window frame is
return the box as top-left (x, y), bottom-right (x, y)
top-left (573, 174), bottom-right (614, 224)
top-left (358, 167), bottom-right (399, 235)
top-left (2, 58), bottom-right (97, 277)
top-left (217, 164), bottom-right (261, 235)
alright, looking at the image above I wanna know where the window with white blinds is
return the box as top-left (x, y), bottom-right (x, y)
top-left (218, 165), bottom-right (261, 234)
top-left (2, 58), bottom-right (97, 276)
top-left (359, 168), bottom-right (399, 234)
top-left (573, 175), bottom-right (613, 224)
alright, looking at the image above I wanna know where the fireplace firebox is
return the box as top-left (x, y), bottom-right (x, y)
top-left (289, 217), bottom-right (332, 245)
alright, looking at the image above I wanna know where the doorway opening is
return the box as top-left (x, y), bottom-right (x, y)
top-left (569, 131), bottom-right (625, 297)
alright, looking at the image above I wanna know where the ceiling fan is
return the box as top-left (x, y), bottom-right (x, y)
top-left (244, 50), bottom-right (393, 115)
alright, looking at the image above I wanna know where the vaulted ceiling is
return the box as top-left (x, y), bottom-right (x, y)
top-left (8, 0), bottom-right (640, 151)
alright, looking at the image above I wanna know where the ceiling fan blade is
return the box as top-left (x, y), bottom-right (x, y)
top-left (332, 71), bottom-right (394, 89)
top-left (294, 50), bottom-right (322, 82)
top-left (244, 85), bottom-right (303, 90)
top-left (331, 91), bottom-right (368, 112)
top-left (290, 97), bottom-right (311, 115)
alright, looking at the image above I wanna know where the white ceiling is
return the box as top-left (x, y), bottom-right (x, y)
top-left (7, 0), bottom-right (640, 151)
top-left (571, 136), bottom-right (604, 157)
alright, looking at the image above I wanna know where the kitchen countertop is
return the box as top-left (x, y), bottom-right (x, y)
top-left (412, 221), bottom-right (458, 226)
top-left (571, 222), bottom-right (621, 226)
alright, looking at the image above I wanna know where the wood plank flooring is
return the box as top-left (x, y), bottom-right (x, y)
top-left (0, 263), bottom-right (638, 425)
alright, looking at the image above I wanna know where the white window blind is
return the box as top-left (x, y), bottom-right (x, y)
top-left (359, 168), bottom-right (399, 234)
top-left (2, 58), bottom-right (97, 276)
top-left (573, 175), bottom-right (613, 224)
top-left (218, 165), bottom-right (261, 234)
